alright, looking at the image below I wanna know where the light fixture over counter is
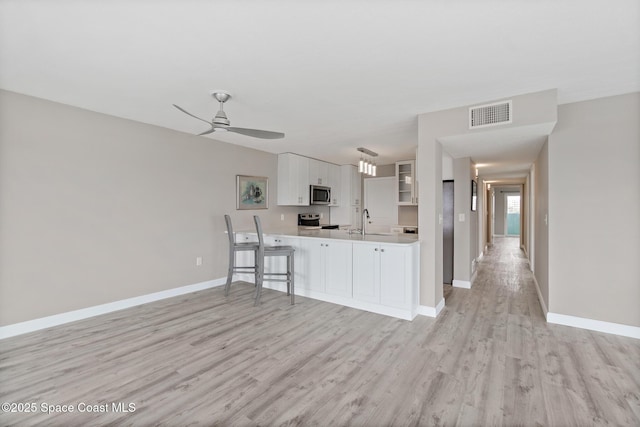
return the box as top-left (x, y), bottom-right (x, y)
top-left (357, 147), bottom-right (378, 177)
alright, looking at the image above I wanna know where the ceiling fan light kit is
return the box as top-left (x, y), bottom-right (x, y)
top-left (173, 90), bottom-right (284, 139)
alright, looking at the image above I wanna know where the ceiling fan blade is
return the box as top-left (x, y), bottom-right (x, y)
top-left (198, 127), bottom-right (216, 136)
top-left (173, 104), bottom-right (212, 125)
top-left (226, 127), bottom-right (285, 139)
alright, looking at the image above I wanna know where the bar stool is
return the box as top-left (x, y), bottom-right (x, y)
top-left (253, 215), bottom-right (295, 306)
top-left (224, 214), bottom-right (259, 297)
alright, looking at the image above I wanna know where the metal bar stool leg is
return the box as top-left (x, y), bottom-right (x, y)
top-left (254, 249), bottom-right (264, 306)
top-left (225, 246), bottom-right (234, 296)
top-left (290, 252), bottom-right (295, 305)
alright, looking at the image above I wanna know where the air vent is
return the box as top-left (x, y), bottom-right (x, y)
top-left (469, 100), bottom-right (512, 129)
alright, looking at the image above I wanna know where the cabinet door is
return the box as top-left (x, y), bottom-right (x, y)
top-left (379, 245), bottom-right (408, 308)
top-left (351, 166), bottom-right (361, 206)
top-left (396, 160), bottom-right (416, 205)
top-left (352, 243), bottom-right (380, 303)
top-left (278, 153), bottom-right (310, 206)
top-left (323, 240), bottom-right (352, 298)
top-left (296, 155), bottom-right (310, 205)
top-left (328, 163), bottom-right (341, 206)
top-left (309, 159), bottom-right (329, 186)
top-left (300, 239), bottom-right (325, 292)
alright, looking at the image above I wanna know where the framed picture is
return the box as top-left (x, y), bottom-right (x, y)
top-left (471, 180), bottom-right (477, 211)
top-left (236, 175), bottom-right (269, 210)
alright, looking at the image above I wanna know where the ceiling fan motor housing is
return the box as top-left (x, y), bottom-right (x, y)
top-left (213, 109), bottom-right (230, 126)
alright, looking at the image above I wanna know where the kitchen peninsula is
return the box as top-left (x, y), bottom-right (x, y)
top-left (234, 229), bottom-right (420, 320)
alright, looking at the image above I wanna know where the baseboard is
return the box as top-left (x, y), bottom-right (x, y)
top-left (531, 275), bottom-right (548, 318)
top-left (417, 298), bottom-right (445, 318)
top-left (0, 278), bottom-right (226, 340)
top-left (260, 281), bottom-right (417, 321)
top-left (547, 312), bottom-right (640, 340)
top-left (452, 279), bottom-right (471, 289)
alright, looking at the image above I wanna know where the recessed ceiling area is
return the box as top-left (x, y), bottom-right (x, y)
top-left (0, 1), bottom-right (638, 175)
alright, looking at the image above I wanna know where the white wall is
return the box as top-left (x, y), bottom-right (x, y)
top-left (0, 90), bottom-right (301, 325)
top-left (548, 92), bottom-right (639, 327)
top-left (534, 141), bottom-right (549, 311)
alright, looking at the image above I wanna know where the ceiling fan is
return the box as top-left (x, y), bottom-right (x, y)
top-left (173, 91), bottom-right (284, 139)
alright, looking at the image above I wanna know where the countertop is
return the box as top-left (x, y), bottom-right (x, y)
top-left (237, 228), bottom-right (419, 245)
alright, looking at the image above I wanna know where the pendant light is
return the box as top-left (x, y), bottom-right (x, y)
top-left (356, 147), bottom-right (379, 177)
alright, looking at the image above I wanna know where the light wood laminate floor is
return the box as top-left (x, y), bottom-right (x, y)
top-left (1, 237), bottom-right (639, 426)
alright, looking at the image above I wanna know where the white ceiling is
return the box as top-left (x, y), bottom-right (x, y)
top-left (1, 1), bottom-right (638, 179)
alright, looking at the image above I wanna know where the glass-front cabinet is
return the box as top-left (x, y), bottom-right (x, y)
top-left (396, 160), bottom-right (417, 205)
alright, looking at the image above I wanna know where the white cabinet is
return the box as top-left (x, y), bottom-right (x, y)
top-left (327, 163), bottom-right (341, 206)
top-left (352, 242), bottom-right (380, 303)
top-left (300, 238), bottom-right (352, 297)
top-left (396, 160), bottom-right (417, 205)
top-left (352, 242), bottom-right (414, 309)
top-left (330, 165), bottom-right (362, 226)
top-left (278, 153), bottom-right (310, 206)
top-left (351, 166), bottom-right (362, 206)
top-left (309, 159), bottom-right (329, 186)
top-left (235, 231), bottom-right (419, 320)
top-left (324, 240), bottom-right (353, 297)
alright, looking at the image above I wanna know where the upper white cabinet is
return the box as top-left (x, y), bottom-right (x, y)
top-left (309, 159), bottom-right (329, 186)
top-left (277, 153), bottom-right (310, 206)
top-left (327, 163), bottom-right (341, 206)
top-left (351, 165), bottom-right (362, 206)
top-left (330, 165), bottom-right (361, 226)
top-left (396, 160), bottom-right (417, 205)
top-left (278, 154), bottom-right (341, 206)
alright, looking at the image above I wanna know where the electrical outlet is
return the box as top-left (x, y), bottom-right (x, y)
top-left (196, 256), bottom-right (203, 266)
top-left (280, 214), bottom-right (284, 221)
top-left (458, 213), bottom-right (465, 222)
top-left (320, 212), bottom-right (324, 219)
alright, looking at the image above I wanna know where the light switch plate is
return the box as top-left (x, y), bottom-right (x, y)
top-left (459, 213), bottom-right (465, 222)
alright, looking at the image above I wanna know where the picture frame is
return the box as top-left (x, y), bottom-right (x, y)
top-left (236, 175), bottom-right (268, 210)
top-left (471, 180), bottom-right (477, 211)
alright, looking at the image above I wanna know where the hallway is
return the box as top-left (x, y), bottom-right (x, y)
top-left (442, 236), bottom-right (640, 425)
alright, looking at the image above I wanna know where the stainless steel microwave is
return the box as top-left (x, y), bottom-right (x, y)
top-left (310, 185), bottom-right (331, 205)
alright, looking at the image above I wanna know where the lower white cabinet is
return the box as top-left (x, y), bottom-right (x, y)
top-left (353, 242), bottom-right (413, 310)
top-left (300, 238), bottom-right (352, 297)
top-left (231, 232), bottom-right (418, 320)
top-left (352, 242), bottom-right (380, 303)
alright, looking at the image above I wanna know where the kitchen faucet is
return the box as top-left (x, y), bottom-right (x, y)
top-left (362, 209), bottom-right (370, 236)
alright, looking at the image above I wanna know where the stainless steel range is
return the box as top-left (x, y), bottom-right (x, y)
top-left (298, 213), bottom-right (339, 230)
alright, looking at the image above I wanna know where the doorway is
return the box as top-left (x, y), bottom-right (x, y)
top-left (443, 180), bottom-right (454, 284)
top-left (506, 194), bottom-right (521, 236)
